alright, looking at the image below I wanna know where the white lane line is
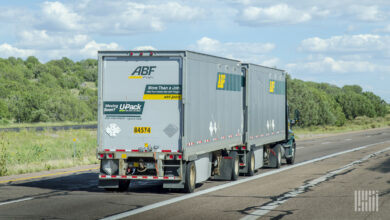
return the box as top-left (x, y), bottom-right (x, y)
top-left (240, 145), bottom-right (390, 220)
top-left (345, 139), bottom-right (352, 141)
top-left (296, 147), bottom-right (304, 150)
top-left (321, 142), bottom-right (331, 145)
top-left (101, 140), bottom-right (390, 220)
top-left (0, 197), bottom-right (33, 206)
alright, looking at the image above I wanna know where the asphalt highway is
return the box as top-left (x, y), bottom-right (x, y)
top-left (0, 127), bottom-right (389, 220)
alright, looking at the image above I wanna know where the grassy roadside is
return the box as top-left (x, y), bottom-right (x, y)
top-left (0, 121), bottom-right (97, 129)
top-left (294, 114), bottom-right (390, 139)
top-left (0, 114), bottom-right (389, 177)
top-left (0, 129), bottom-right (97, 176)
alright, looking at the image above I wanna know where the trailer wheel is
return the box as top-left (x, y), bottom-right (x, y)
top-left (230, 151), bottom-right (239, 180)
top-left (184, 161), bottom-right (196, 193)
top-left (274, 144), bottom-right (282, 169)
top-left (118, 180), bottom-right (130, 192)
top-left (286, 141), bottom-right (296, 165)
top-left (247, 151), bottom-right (255, 176)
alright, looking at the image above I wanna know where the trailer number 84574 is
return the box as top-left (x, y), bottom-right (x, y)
top-left (134, 127), bottom-right (151, 134)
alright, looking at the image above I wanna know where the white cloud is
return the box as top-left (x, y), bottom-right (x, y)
top-left (260, 58), bottom-right (279, 67)
top-left (348, 5), bottom-right (386, 22)
top-left (378, 24), bottom-right (390, 32)
top-left (238, 4), bottom-right (312, 25)
top-left (133, 46), bottom-right (157, 51)
top-left (0, 43), bottom-right (35, 59)
top-left (80, 41), bottom-right (120, 57)
top-left (40, 1), bottom-right (82, 31)
top-left (192, 37), bottom-right (276, 65)
top-left (33, 1), bottom-right (205, 34)
top-left (195, 37), bottom-right (221, 53)
top-left (232, 1), bottom-right (390, 26)
top-left (300, 34), bottom-right (390, 53)
top-left (286, 57), bottom-right (377, 73)
top-left (195, 37), bottom-right (274, 54)
top-left (17, 30), bottom-right (89, 49)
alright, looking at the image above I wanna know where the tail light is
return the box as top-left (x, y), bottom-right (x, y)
top-left (177, 155), bottom-right (182, 160)
top-left (99, 154), bottom-right (105, 159)
top-left (107, 154), bottom-right (113, 159)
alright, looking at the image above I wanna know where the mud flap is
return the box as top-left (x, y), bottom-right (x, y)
top-left (268, 145), bottom-right (281, 168)
top-left (98, 179), bottom-right (119, 189)
top-left (214, 156), bottom-right (234, 180)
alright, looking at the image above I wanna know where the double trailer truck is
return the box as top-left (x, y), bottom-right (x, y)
top-left (97, 51), bottom-right (296, 192)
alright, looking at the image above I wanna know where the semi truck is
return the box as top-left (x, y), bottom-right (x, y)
top-left (97, 50), bottom-right (296, 193)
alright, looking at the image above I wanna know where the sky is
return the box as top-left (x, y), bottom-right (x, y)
top-left (0, 0), bottom-right (389, 102)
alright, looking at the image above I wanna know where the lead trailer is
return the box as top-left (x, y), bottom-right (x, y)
top-left (97, 51), bottom-right (296, 192)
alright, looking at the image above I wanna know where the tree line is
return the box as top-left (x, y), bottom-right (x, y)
top-left (0, 56), bottom-right (388, 127)
top-left (287, 75), bottom-right (388, 127)
top-left (0, 56), bottom-right (97, 123)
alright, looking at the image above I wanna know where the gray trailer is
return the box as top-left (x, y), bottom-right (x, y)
top-left (97, 51), bottom-right (296, 192)
top-left (241, 63), bottom-right (296, 174)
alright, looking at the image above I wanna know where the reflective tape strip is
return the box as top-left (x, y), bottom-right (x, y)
top-left (162, 150), bottom-right (171, 152)
top-left (99, 175), bottom-right (179, 180)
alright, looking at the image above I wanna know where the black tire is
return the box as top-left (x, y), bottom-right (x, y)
top-left (274, 145), bottom-right (282, 169)
top-left (247, 151), bottom-right (255, 176)
top-left (229, 151), bottom-right (239, 180)
top-left (286, 142), bottom-right (296, 165)
top-left (118, 180), bottom-right (130, 192)
top-left (184, 161), bottom-right (196, 193)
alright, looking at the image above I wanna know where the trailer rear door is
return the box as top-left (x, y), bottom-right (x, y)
top-left (100, 56), bottom-right (182, 152)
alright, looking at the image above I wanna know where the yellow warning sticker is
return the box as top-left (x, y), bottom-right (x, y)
top-left (143, 94), bottom-right (182, 100)
top-left (129, 76), bottom-right (143, 79)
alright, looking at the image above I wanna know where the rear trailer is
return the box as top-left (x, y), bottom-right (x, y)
top-left (97, 51), bottom-right (244, 192)
top-left (241, 63), bottom-right (294, 171)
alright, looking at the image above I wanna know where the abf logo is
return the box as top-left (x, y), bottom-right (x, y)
top-left (269, 80), bottom-right (275, 93)
top-left (129, 66), bottom-right (156, 79)
top-left (217, 73), bottom-right (226, 89)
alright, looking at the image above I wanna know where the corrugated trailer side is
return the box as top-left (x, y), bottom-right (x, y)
top-left (96, 51), bottom-right (296, 193)
top-left (182, 51), bottom-right (243, 159)
top-left (243, 63), bottom-right (286, 147)
top-left (97, 50), bottom-right (245, 192)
